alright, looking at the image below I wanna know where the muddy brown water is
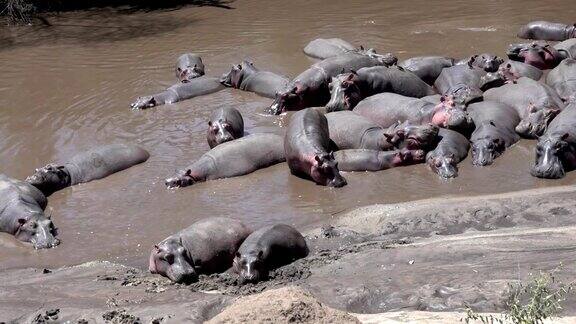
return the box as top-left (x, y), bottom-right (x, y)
top-left (0, 0), bottom-right (575, 270)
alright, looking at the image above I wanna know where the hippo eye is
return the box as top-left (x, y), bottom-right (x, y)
top-left (223, 123), bottom-right (232, 130)
top-left (163, 254), bottom-right (174, 264)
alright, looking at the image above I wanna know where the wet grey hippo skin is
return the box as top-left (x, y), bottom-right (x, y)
top-left (284, 108), bottom-right (347, 187)
top-left (483, 60), bottom-right (543, 87)
top-left (426, 129), bottom-right (469, 179)
top-left (398, 56), bottom-right (455, 85)
top-left (334, 149), bottom-right (426, 172)
top-left (220, 60), bottom-right (289, 99)
top-left (554, 39), bottom-right (576, 60)
top-left (267, 51), bottom-right (397, 115)
top-left (531, 102), bottom-right (576, 179)
top-left (233, 224), bottom-right (308, 283)
top-left (0, 175), bottom-right (60, 249)
top-left (149, 217), bottom-right (251, 283)
top-left (468, 101), bottom-right (521, 166)
top-left (26, 144), bottom-right (150, 197)
top-left (207, 107), bottom-right (244, 149)
top-left (507, 42), bottom-right (563, 70)
top-left (483, 77), bottom-right (565, 138)
top-left (175, 53), bottom-right (205, 83)
top-left (353, 93), bottom-right (474, 135)
top-left (325, 66), bottom-right (436, 112)
top-left (456, 53), bottom-right (504, 72)
top-left (130, 77), bottom-right (224, 109)
top-left (303, 38), bottom-right (356, 59)
top-left (165, 133), bottom-right (285, 188)
top-left (518, 21), bottom-right (576, 41)
top-left (434, 61), bottom-right (496, 105)
top-left (546, 58), bottom-right (576, 103)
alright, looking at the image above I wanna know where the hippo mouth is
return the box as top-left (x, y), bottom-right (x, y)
top-left (531, 158), bottom-right (565, 179)
top-left (515, 120), bottom-right (546, 139)
top-left (428, 156), bottom-right (458, 178)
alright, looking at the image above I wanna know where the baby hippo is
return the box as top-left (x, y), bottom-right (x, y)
top-left (233, 224), bottom-right (308, 283)
top-left (207, 107), bottom-right (244, 148)
top-left (150, 217), bottom-right (251, 283)
top-left (176, 53), bottom-right (205, 83)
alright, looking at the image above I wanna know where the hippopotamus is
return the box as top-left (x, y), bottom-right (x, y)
top-left (531, 102), bottom-right (576, 179)
top-left (175, 53), bottom-right (205, 83)
top-left (220, 61), bottom-right (290, 99)
top-left (546, 58), bottom-right (576, 103)
top-left (425, 129), bottom-right (469, 179)
top-left (468, 101), bottom-right (521, 166)
top-left (518, 21), bottom-right (576, 41)
top-left (150, 217), bottom-right (251, 283)
top-left (325, 66), bottom-right (436, 112)
top-left (284, 108), bottom-right (347, 187)
top-left (207, 107), bottom-right (244, 148)
top-left (165, 133), bottom-right (285, 188)
top-left (434, 61), bottom-right (496, 105)
top-left (233, 224), bottom-right (308, 283)
top-left (507, 42), bottom-right (563, 70)
top-left (398, 56), bottom-right (455, 85)
top-left (130, 77), bottom-right (224, 109)
top-left (334, 148), bottom-right (426, 172)
top-left (484, 60), bottom-right (543, 84)
top-left (26, 144), bottom-right (150, 197)
top-left (353, 93), bottom-right (474, 135)
top-left (0, 175), bottom-right (60, 249)
top-left (484, 77), bottom-right (565, 138)
top-left (303, 38), bottom-right (356, 59)
top-left (456, 53), bottom-right (504, 73)
top-left (554, 39), bottom-right (576, 60)
top-left (267, 51), bottom-right (396, 115)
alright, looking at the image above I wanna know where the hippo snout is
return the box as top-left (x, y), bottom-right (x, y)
top-left (328, 175), bottom-right (347, 188)
top-left (33, 237), bottom-right (61, 250)
top-left (531, 162), bottom-right (566, 179)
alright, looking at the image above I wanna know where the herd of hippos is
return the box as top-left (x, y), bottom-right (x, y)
top-left (2, 20), bottom-right (576, 284)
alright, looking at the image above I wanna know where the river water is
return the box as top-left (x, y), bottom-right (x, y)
top-left (1, 0), bottom-right (575, 270)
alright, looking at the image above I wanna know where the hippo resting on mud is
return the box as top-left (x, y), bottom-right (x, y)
top-left (175, 53), bottom-right (205, 83)
top-left (285, 108), bottom-right (347, 187)
top-left (353, 93), bottom-right (474, 135)
top-left (484, 77), bottom-right (565, 138)
top-left (220, 61), bottom-right (289, 99)
top-left (207, 107), bottom-right (244, 148)
top-left (166, 133), bottom-right (285, 188)
top-left (150, 217), bottom-right (251, 283)
top-left (26, 144), bottom-right (149, 197)
top-left (130, 77), bottom-right (224, 109)
top-left (334, 149), bottom-right (426, 172)
top-left (426, 129), bottom-right (469, 179)
top-left (507, 42), bottom-right (563, 70)
top-left (531, 103), bottom-right (576, 179)
top-left (0, 175), bottom-right (60, 249)
top-left (303, 38), bottom-right (356, 59)
top-left (233, 224), bottom-right (308, 283)
top-left (398, 56), bottom-right (455, 85)
top-left (546, 58), bottom-right (576, 103)
top-left (518, 21), bottom-right (576, 41)
top-left (267, 51), bottom-right (397, 115)
top-left (468, 101), bottom-right (520, 166)
top-left (325, 66), bottom-right (435, 112)
top-left (434, 61), bottom-right (499, 105)
top-left (456, 53), bottom-right (504, 73)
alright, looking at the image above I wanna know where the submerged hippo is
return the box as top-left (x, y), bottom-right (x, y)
top-left (303, 38), bottom-right (356, 59)
top-left (518, 21), bottom-right (576, 41)
top-left (456, 53), bottom-right (504, 73)
top-left (468, 101), bottom-right (521, 166)
top-left (175, 53), bottom-right (205, 83)
top-left (207, 107), bottom-right (244, 148)
top-left (233, 224), bottom-right (308, 283)
top-left (284, 108), bottom-right (347, 187)
top-left (267, 51), bottom-right (396, 115)
top-left (150, 218), bottom-right (251, 283)
top-left (166, 133), bottom-right (285, 188)
top-left (484, 77), bottom-right (565, 138)
top-left (398, 56), bottom-right (455, 85)
top-left (335, 149), bottom-right (426, 172)
top-left (0, 175), bottom-right (60, 249)
top-left (434, 61), bottom-right (495, 105)
top-left (325, 66), bottom-right (435, 112)
top-left (546, 58), bottom-right (576, 102)
top-left (426, 129), bottom-right (469, 179)
top-left (507, 42), bottom-right (563, 70)
top-left (531, 102), bottom-right (576, 179)
top-left (130, 77), bottom-right (224, 109)
top-left (26, 144), bottom-right (150, 197)
top-left (220, 61), bottom-right (290, 99)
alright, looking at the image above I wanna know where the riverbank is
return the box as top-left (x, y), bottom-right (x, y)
top-left (3, 186), bottom-right (576, 322)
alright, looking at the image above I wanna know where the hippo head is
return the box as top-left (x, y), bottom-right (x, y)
top-left (130, 96), bottom-right (157, 110)
top-left (267, 83), bottom-right (305, 115)
top-left (26, 164), bottom-right (71, 196)
top-left (471, 53), bottom-right (504, 72)
top-left (149, 237), bottom-right (197, 283)
top-left (310, 152), bottom-right (347, 187)
top-left (507, 42), bottom-right (558, 69)
top-left (325, 72), bottom-right (362, 112)
top-left (233, 250), bottom-right (266, 283)
top-left (177, 64), bottom-right (204, 83)
top-left (480, 72), bottom-right (506, 91)
top-left (207, 119), bottom-right (238, 148)
top-left (427, 153), bottom-right (459, 178)
top-left (531, 134), bottom-right (575, 179)
top-left (365, 51), bottom-right (398, 66)
top-left (165, 169), bottom-right (196, 189)
top-left (515, 105), bottom-right (560, 138)
top-left (394, 149), bottom-right (426, 166)
top-left (389, 123), bottom-right (440, 151)
top-left (15, 213), bottom-right (60, 249)
top-left (220, 61), bottom-right (255, 88)
top-left (431, 96), bottom-right (474, 134)
top-left (471, 123), bottom-right (505, 166)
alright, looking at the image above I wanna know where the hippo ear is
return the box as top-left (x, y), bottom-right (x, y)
top-left (235, 251), bottom-right (241, 258)
top-left (185, 169), bottom-right (192, 176)
top-left (359, 45), bottom-right (365, 51)
top-left (561, 133), bottom-right (570, 141)
top-left (489, 121), bottom-right (496, 127)
top-left (17, 218), bottom-right (27, 226)
top-left (154, 245), bottom-right (160, 251)
top-left (208, 120), bottom-right (212, 127)
top-left (314, 155), bottom-right (324, 166)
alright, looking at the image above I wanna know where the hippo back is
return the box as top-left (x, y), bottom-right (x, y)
top-left (326, 111), bottom-right (382, 150)
top-left (354, 93), bottom-right (431, 128)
